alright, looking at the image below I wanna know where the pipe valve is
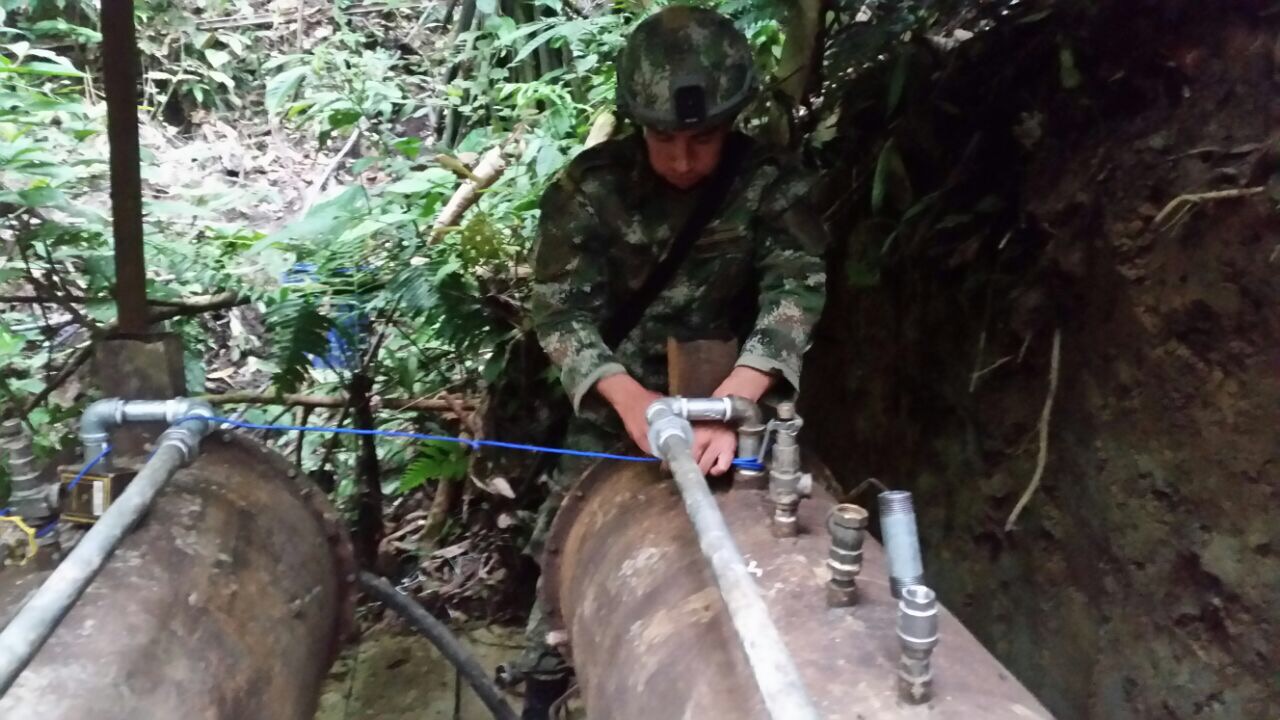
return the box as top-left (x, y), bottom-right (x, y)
top-left (767, 403), bottom-right (804, 538)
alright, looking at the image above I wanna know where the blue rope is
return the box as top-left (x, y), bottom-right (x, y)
top-left (67, 443), bottom-right (113, 491)
top-left (0, 417), bottom-right (764, 541)
top-left (176, 415), bottom-right (765, 470)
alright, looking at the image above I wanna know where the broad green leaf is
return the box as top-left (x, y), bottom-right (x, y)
top-left (871, 139), bottom-right (911, 215)
top-left (0, 61), bottom-right (85, 78)
top-left (204, 48), bottom-right (232, 68)
top-left (386, 168), bottom-right (453, 194)
top-left (207, 70), bottom-right (235, 89)
top-left (218, 33), bottom-right (246, 55)
top-left (257, 185), bottom-right (368, 249)
top-left (534, 141), bottom-right (565, 179)
top-left (265, 66), bottom-right (310, 113)
top-left (0, 327), bottom-right (24, 357)
top-left (513, 23), bottom-right (577, 63)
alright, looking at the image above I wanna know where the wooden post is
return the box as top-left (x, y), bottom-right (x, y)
top-left (101, 0), bottom-right (148, 336)
top-left (667, 337), bottom-right (739, 397)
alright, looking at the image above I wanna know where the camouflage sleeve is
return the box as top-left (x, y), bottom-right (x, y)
top-left (737, 169), bottom-right (830, 394)
top-left (530, 174), bottom-right (626, 413)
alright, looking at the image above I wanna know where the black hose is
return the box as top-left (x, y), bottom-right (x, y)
top-left (358, 571), bottom-right (520, 720)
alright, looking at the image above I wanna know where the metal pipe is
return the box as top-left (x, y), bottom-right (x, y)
top-left (646, 400), bottom-right (821, 720)
top-left (826, 503), bottom-right (867, 607)
top-left (897, 584), bottom-right (940, 704)
top-left (359, 572), bottom-right (519, 720)
top-left (878, 490), bottom-right (925, 598)
top-left (647, 395), bottom-right (763, 426)
top-left (0, 432), bottom-right (354, 718)
top-left (647, 395), bottom-right (768, 487)
top-left (80, 397), bottom-right (213, 463)
top-left (540, 460), bottom-right (1054, 718)
top-left (0, 408), bottom-right (212, 694)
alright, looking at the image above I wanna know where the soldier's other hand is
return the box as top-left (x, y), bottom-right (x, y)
top-left (693, 424), bottom-right (736, 476)
top-left (595, 373), bottom-right (663, 455)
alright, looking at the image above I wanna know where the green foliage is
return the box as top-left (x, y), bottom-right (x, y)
top-left (3, 0), bottom-right (962, 508)
top-left (399, 443), bottom-right (468, 493)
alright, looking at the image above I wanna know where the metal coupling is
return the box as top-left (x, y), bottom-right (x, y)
top-left (825, 504), bottom-right (868, 607)
top-left (734, 418), bottom-right (767, 490)
top-left (878, 490), bottom-right (924, 598)
top-left (767, 403), bottom-right (804, 538)
top-left (896, 584), bottom-right (939, 704)
top-left (645, 400), bottom-right (695, 460)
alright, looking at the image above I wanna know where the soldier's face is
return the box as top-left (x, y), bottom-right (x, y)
top-left (642, 125), bottom-right (730, 190)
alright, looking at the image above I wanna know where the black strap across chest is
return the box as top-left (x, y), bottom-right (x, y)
top-left (601, 133), bottom-right (750, 350)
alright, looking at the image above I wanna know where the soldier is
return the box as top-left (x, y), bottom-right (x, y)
top-left (514, 6), bottom-right (829, 718)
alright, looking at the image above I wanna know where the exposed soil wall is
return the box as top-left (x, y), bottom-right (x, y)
top-left (802, 4), bottom-right (1280, 718)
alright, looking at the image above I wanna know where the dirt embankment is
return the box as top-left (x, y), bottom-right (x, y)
top-left (803, 4), bottom-right (1279, 718)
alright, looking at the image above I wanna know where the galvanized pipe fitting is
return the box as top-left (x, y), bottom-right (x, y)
top-left (878, 490), bottom-right (924, 598)
top-left (646, 396), bottom-right (769, 488)
top-left (825, 504), bottom-right (868, 607)
top-left (732, 397), bottom-right (767, 490)
top-left (1, 419), bottom-right (55, 525)
top-left (896, 584), bottom-right (939, 704)
top-left (647, 399), bottom-right (821, 720)
top-left (79, 397), bottom-right (215, 464)
top-left (768, 403), bottom-right (804, 538)
top-left (0, 399), bottom-right (216, 694)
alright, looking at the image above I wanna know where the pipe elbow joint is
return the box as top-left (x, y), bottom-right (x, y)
top-left (726, 396), bottom-right (763, 428)
top-left (645, 399), bottom-right (694, 460)
top-left (80, 398), bottom-right (127, 462)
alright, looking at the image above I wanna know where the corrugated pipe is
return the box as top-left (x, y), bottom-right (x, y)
top-left (0, 399), bottom-right (214, 695)
top-left (359, 572), bottom-right (518, 720)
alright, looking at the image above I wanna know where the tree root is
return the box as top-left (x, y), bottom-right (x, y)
top-left (1005, 328), bottom-right (1061, 532)
top-left (1152, 186), bottom-right (1265, 231)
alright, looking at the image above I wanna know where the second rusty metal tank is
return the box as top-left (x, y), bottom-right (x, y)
top-left (0, 432), bottom-right (354, 720)
top-left (541, 459), bottom-right (1053, 719)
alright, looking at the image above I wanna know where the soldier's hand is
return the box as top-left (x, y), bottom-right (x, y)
top-left (693, 424), bottom-right (736, 476)
top-left (595, 373), bottom-right (663, 455)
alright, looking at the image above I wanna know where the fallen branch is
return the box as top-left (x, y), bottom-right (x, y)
top-left (144, 291), bottom-right (247, 326)
top-left (1005, 329), bottom-right (1062, 532)
top-left (302, 129), bottom-right (362, 211)
top-left (1153, 186), bottom-right (1265, 230)
top-left (430, 144), bottom-right (509, 241)
top-left (199, 391), bottom-right (475, 412)
top-left (0, 293), bottom-right (239, 309)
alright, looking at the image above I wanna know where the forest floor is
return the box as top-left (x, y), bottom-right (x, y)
top-left (315, 624), bottom-right (525, 720)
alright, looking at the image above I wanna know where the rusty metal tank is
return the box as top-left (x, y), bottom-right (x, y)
top-left (0, 431), bottom-right (355, 719)
top-left (542, 459), bottom-right (1054, 719)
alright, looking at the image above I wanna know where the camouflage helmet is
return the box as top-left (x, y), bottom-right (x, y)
top-left (616, 6), bottom-right (758, 131)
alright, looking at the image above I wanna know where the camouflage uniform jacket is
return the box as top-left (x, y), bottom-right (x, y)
top-left (530, 132), bottom-right (829, 422)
